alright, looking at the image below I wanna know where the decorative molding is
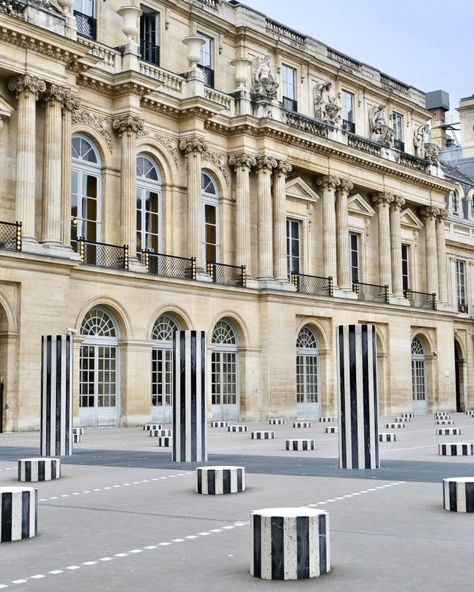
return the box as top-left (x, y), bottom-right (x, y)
top-left (62, 88), bottom-right (81, 113)
top-left (400, 207), bottom-right (423, 230)
top-left (317, 175), bottom-right (340, 190)
top-left (371, 192), bottom-right (394, 206)
top-left (138, 129), bottom-right (180, 167)
top-left (337, 179), bottom-right (354, 194)
top-left (179, 136), bottom-right (208, 155)
top-left (228, 153), bottom-right (256, 171)
top-left (72, 109), bottom-right (113, 152)
top-left (347, 194), bottom-right (376, 218)
top-left (391, 195), bottom-right (406, 210)
top-left (419, 205), bottom-right (440, 221)
top-left (285, 177), bottom-right (320, 202)
top-left (112, 114), bottom-right (144, 136)
top-left (275, 160), bottom-right (292, 176)
top-left (255, 154), bottom-right (277, 171)
top-left (202, 149), bottom-right (230, 185)
top-left (8, 74), bottom-right (46, 97)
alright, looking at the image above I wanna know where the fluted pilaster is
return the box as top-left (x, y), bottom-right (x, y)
top-left (390, 195), bottom-right (405, 297)
top-left (372, 192), bottom-right (394, 288)
top-left (273, 160), bottom-right (292, 281)
top-left (436, 209), bottom-right (448, 303)
top-left (229, 153), bottom-right (255, 275)
top-left (336, 179), bottom-right (353, 289)
top-left (317, 175), bottom-right (339, 281)
top-left (61, 89), bottom-right (81, 246)
top-left (420, 206), bottom-right (440, 295)
top-left (256, 155), bottom-right (277, 279)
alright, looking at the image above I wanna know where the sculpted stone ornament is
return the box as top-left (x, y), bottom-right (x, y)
top-left (391, 195), bottom-right (406, 210)
top-left (313, 81), bottom-right (341, 125)
top-left (276, 160), bottom-right (292, 176)
top-left (423, 143), bottom-right (440, 165)
top-left (0, 0), bottom-right (26, 15)
top-left (179, 136), bottom-right (208, 155)
top-left (255, 155), bottom-right (277, 171)
top-left (112, 115), bottom-right (144, 136)
top-left (72, 110), bottom-right (113, 152)
top-left (252, 56), bottom-right (279, 100)
top-left (420, 206), bottom-right (440, 221)
top-left (8, 74), bottom-right (46, 97)
top-left (337, 179), bottom-right (354, 194)
top-left (228, 153), bottom-right (256, 171)
top-left (372, 192), bottom-right (394, 207)
top-left (317, 175), bottom-right (340, 190)
top-left (62, 87), bottom-right (81, 112)
top-left (369, 105), bottom-right (394, 147)
top-left (413, 123), bottom-right (429, 159)
top-left (43, 84), bottom-right (67, 104)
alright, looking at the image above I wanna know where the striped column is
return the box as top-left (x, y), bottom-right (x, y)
top-left (337, 324), bottom-right (379, 469)
top-left (443, 478), bottom-right (474, 512)
top-left (439, 443), bottom-right (474, 456)
top-left (286, 439), bottom-right (315, 451)
top-left (18, 458), bottom-right (61, 482)
top-left (172, 330), bottom-right (207, 462)
top-left (196, 466), bottom-right (245, 495)
top-left (0, 487), bottom-right (38, 542)
top-left (251, 507), bottom-right (330, 580)
top-left (40, 335), bottom-right (73, 457)
top-left (251, 431), bottom-right (275, 439)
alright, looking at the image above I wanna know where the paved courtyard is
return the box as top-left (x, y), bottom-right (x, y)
top-left (1, 413), bottom-right (474, 591)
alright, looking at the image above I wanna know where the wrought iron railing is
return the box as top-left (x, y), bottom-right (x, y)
top-left (74, 11), bottom-right (97, 40)
top-left (343, 119), bottom-right (356, 134)
top-left (197, 65), bottom-right (214, 88)
top-left (353, 282), bottom-right (389, 304)
top-left (77, 238), bottom-right (128, 270)
top-left (0, 221), bottom-right (22, 252)
top-left (404, 289), bottom-right (437, 310)
top-left (282, 96), bottom-right (298, 112)
top-left (140, 41), bottom-right (160, 66)
top-left (207, 262), bottom-right (246, 287)
top-left (291, 272), bottom-right (333, 297)
top-left (285, 112), bottom-right (329, 138)
top-left (140, 251), bottom-right (196, 281)
top-left (394, 139), bottom-right (405, 152)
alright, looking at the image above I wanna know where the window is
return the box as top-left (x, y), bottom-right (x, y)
top-left (456, 260), bottom-right (467, 312)
top-left (349, 232), bottom-right (360, 283)
top-left (140, 9), bottom-right (160, 66)
top-left (286, 218), bottom-right (301, 277)
top-left (281, 65), bottom-right (297, 112)
top-left (452, 192), bottom-right (459, 216)
top-left (392, 112), bottom-right (404, 151)
top-left (197, 32), bottom-right (214, 88)
top-left (151, 314), bottom-right (180, 422)
top-left (211, 319), bottom-right (239, 421)
top-left (136, 154), bottom-right (161, 255)
top-left (411, 337), bottom-right (427, 412)
top-left (201, 172), bottom-right (219, 264)
top-left (342, 90), bottom-right (355, 133)
top-left (401, 244), bottom-right (410, 292)
top-left (74, 0), bottom-right (96, 39)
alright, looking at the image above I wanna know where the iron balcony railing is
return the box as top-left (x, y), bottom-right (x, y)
top-left (343, 119), bottom-right (356, 134)
top-left (404, 289), bottom-right (437, 310)
top-left (207, 262), bottom-right (246, 288)
top-left (77, 238), bottom-right (128, 270)
top-left (74, 11), bottom-right (97, 40)
top-left (140, 41), bottom-right (160, 66)
top-left (197, 65), bottom-right (214, 88)
top-left (291, 272), bottom-right (333, 297)
top-left (0, 221), bottom-right (22, 252)
top-left (353, 281), bottom-right (389, 304)
top-left (282, 96), bottom-right (298, 112)
top-left (394, 139), bottom-right (405, 152)
top-left (140, 251), bottom-right (196, 281)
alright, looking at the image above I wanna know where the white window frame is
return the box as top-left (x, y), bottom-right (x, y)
top-left (281, 64), bottom-right (297, 101)
top-left (349, 231), bottom-right (360, 283)
top-left (201, 173), bottom-right (220, 264)
top-left (197, 31), bottom-right (213, 68)
top-left (392, 112), bottom-right (404, 141)
top-left (286, 217), bottom-right (301, 277)
top-left (341, 90), bottom-right (355, 123)
top-left (401, 243), bottom-right (410, 292)
top-left (136, 154), bottom-right (162, 254)
top-left (456, 259), bottom-right (467, 310)
top-left (75, 0), bottom-right (94, 16)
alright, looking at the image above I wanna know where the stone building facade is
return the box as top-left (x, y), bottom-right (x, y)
top-left (0, 0), bottom-right (471, 430)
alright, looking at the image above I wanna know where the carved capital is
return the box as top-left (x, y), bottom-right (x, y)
top-left (275, 160), bottom-right (292, 176)
top-left (371, 192), bottom-right (394, 207)
top-left (317, 175), bottom-right (340, 191)
top-left (337, 178), bottom-right (353, 194)
top-left (255, 155), bottom-right (277, 172)
top-left (228, 153), bottom-right (256, 171)
top-left (112, 114), bottom-right (145, 137)
top-left (8, 74), bottom-right (46, 98)
top-left (419, 206), bottom-right (440, 221)
top-left (62, 87), bottom-right (81, 113)
top-left (43, 83), bottom-right (67, 104)
top-left (179, 136), bottom-right (208, 155)
top-left (390, 195), bottom-right (406, 210)
top-left (437, 208), bottom-right (448, 222)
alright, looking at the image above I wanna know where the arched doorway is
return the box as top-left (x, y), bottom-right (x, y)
top-left (211, 319), bottom-right (239, 420)
top-left (454, 340), bottom-right (464, 412)
top-left (296, 326), bottom-right (320, 418)
top-left (411, 336), bottom-right (427, 414)
top-left (151, 313), bottom-right (180, 423)
top-left (79, 307), bottom-right (120, 427)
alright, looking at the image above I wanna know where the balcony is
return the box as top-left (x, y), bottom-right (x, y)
top-left (207, 262), bottom-right (246, 288)
top-left (291, 272), bottom-right (333, 297)
top-left (353, 282), bottom-right (389, 304)
top-left (77, 238), bottom-right (128, 270)
top-left (346, 133), bottom-right (382, 156)
top-left (140, 42), bottom-right (160, 67)
top-left (0, 221), bottom-right (22, 252)
top-left (74, 11), bottom-right (97, 40)
top-left (282, 96), bottom-right (298, 112)
top-left (342, 119), bottom-right (356, 134)
top-left (197, 65), bottom-right (214, 88)
top-left (140, 251), bottom-right (196, 281)
top-left (404, 290), bottom-right (437, 310)
top-left (285, 112), bottom-right (329, 139)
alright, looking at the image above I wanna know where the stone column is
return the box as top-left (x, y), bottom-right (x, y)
top-left (436, 209), bottom-right (449, 303)
top-left (113, 115), bottom-right (144, 261)
top-left (390, 195), bottom-right (406, 297)
top-left (61, 89), bottom-right (81, 247)
top-left (256, 155), bottom-right (277, 280)
top-left (372, 193), bottom-right (393, 289)
top-left (179, 136), bottom-right (208, 271)
top-left (317, 175), bottom-right (340, 281)
top-left (229, 153), bottom-right (255, 274)
top-left (420, 206), bottom-right (439, 295)
top-left (8, 75), bottom-right (46, 242)
top-left (273, 160), bottom-right (292, 281)
top-left (336, 179), bottom-right (353, 289)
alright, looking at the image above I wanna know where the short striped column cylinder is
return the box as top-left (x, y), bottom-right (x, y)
top-left (401, 412), bottom-right (415, 419)
top-left (319, 417), bottom-right (336, 423)
top-left (394, 416), bottom-right (410, 423)
top-left (210, 421), bottom-right (228, 428)
top-left (293, 421), bottom-right (311, 428)
top-left (443, 478), bottom-right (474, 512)
top-left (157, 437), bottom-right (171, 447)
top-left (385, 423), bottom-right (405, 429)
top-left (436, 419), bottom-right (454, 425)
top-left (73, 427), bottom-right (85, 436)
top-left (0, 487), bottom-right (38, 542)
top-left (196, 466), bottom-right (245, 495)
top-left (434, 412), bottom-right (450, 419)
top-left (437, 428), bottom-right (461, 436)
top-left (250, 507), bottom-right (330, 580)
top-left (286, 439), bottom-right (315, 451)
top-left (73, 433), bottom-right (81, 444)
top-left (18, 458), bottom-right (61, 482)
top-left (325, 426), bottom-right (338, 434)
top-left (465, 410), bottom-right (474, 417)
top-left (251, 431), bottom-right (275, 440)
top-left (379, 433), bottom-right (397, 442)
top-left (268, 418), bottom-right (286, 425)
top-left (150, 428), bottom-right (172, 438)
top-left (438, 443), bottom-right (474, 456)
top-left (143, 423), bottom-right (162, 431)
top-left (228, 425), bottom-right (248, 432)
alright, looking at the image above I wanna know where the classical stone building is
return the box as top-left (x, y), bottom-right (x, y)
top-left (0, 0), bottom-right (471, 431)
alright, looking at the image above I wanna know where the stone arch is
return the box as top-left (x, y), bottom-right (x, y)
top-left (147, 305), bottom-right (192, 340)
top-left (75, 297), bottom-right (131, 341)
top-left (201, 164), bottom-right (230, 201)
top-left (208, 310), bottom-right (249, 348)
top-left (71, 127), bottom-right (110, 170)
top-left (135, 139), bottom-right (178, 188)
top-left (295, 317), bottom-right (330, 352)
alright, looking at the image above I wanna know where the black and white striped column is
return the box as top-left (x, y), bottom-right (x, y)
top-left (18, 458), bottom-right (61, 482)
top-left (337, 324), bottom-right (379, 469)
top-left (379, 433), bottom-right (397, 442)
top-left (172, 330), bottom-right (207, 462)
top-left (40, 335), bottom-right (73, 457)
top-left (251, 507), bottom-right (330, 580)
top-left (251, 431), bottom-right (274, 440)
top-left (438, 443), bottom-right (474, 456)
top-left (286, 439), bottom-right (315, 451)
top-left (196, 466), bottom-right (245, 495)
top-left (443, 478), bottom-right (474, 512)
top-left (0, 487), bottom-right (38, 542)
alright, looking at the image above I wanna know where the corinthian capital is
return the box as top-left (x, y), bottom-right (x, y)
top-left (228, 153), bottom-right (256, 171)
top-left (112, 114), bottom-right (145, 136)
top-left (419, 205), bottom-right (440, 221)
top-left (275, 160), bottom-right (292, 176)
top-left (337, 178), bottom-right (353, 194)
top-left (371, 192), bottom-right (394, 207)
top-left (317, 175), bottom-right (340, 190)
top-left (255, 155), bottom-right (277, 171)
top-left (62, 87), bottom-right (81, 112)
top-left (179, 136), bottom-right (208, 155)
top-left (437, 208), bottom-right (448, 222)
top-left (43, 83), bottom-right (67, 104)
top-left (8, 74), bottom-right (46, 97)
top-left (391, 195), bottom-right (406, 210)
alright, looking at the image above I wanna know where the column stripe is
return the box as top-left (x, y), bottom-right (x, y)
top-left (271, 516), bottom-right (284, 580)
top-left (449, 481), bottom-right (457, 511)
top-left (252, 514), bottom-right (261, 578)
top-left (296, 516), bottom-right (309, 579)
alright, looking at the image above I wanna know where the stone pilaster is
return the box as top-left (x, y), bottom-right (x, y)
top-left (113, 114), bottom-right (144, 260)
top-left (420, 206), bottom-right (440, 296)
top-left (336, 179), bottom-right (353, 289)
top-left (229, 153), bottom-right (256, 275)
top-left (436, 209), bottom-right (449, 304)
top-left (8, 74), bottom-right (46, 242)
top-left (372, 192), bottom-right (394, 289)
top-left (256, 155), bottom-right (277, 279)
top-left (317, 175), bottom-right (340, 281)
top-left (273, 160), bottom-right (292, 282)
top-left (61, 89), bottom-right (81, 247)
top-left (179, 136), bottom-right (208, 270)
top-left (390, 195), bottom-right (405, 297)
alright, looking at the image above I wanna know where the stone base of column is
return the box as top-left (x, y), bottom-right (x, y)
top-left (244, 277), bottom-right (259, 289)
top-left (388, 294), bottom-right (411, 306)
top-left (436, 301), bottom-right (452, 312)
top-left (41, 242), bottom-right (82, 260)
top-left (333, 287), bottom-right (358, 299)
top-left (257, 278), bottom-right (293, 290)
top-left (127, 256), bottom-right (147, 273)
top-left (196, 270), bottom-right (214, 283)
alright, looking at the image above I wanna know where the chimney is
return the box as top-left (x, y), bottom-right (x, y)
top-left (426, 90), bottom-right (449, 148)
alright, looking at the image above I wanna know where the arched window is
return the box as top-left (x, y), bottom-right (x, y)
top-left (79, 307), bottom-right (119, 426)
top-left (411, 337), bottom-right (427, 413)
top-left (202, 172), bottom-right (219, 264)
top-left (136, 154), bottom-right (161, 255)
top-left (71, 135), bottom-right (101, 260)
top-left (296, 326), bottom-right (320, 418)
top-left (211, 319), bottom-right (239, 420)
top-left (151, 314), bottom-right (180, 423)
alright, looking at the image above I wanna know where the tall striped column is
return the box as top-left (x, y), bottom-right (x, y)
top-left (172, 330), bottom-right (207, 462)
top-left (40, 335), bottom-right (73, 457)
top-left (337, 324), bottom-right (379, 469)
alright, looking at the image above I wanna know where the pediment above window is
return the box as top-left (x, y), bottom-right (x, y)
top-left (0, 94), bottom-right (15, 122)
top-left (285, 177), bottom-right (320, 202)
top-left (400, 208), bottom-right (423, 230)
top-left (347, 193), bottom-right (375, 217)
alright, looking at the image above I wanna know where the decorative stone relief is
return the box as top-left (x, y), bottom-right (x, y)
top-left (371, 192), bottom-right (394, 207)
top-left (419, 205), bottom-right (440, 221)
top-left (228, 153), bottom-right (256, 171)
top-left (251, 56), bottom-right (279, 100)
top-left (112, 114), bottom-right (144, 136)
top-left (72, 110), bottom-right (113, 152)
top-left (413, 123), bottom-right (429, 159)
top-left (179, 136), bottom-right (208, 155)
top-left (369, 105), bottom-right (394, 147)
top-left (313, 81), bottom-right (341, 125)
top-left (275, 159), bottom-right (292, 176)
top-left (0, 0), bottom-right (26, 16)
top-left (255, 154), bottom-right (277, 171)
top-left (391, 195), bottom-right (406, 210)
top-left (423, 143), bottom-right (440, 165)
top-left (337, 179), bottom-right (354, 194)
top-left (202, 150), bottom-right (230, 185)
top-left (62, 87), bottom-right (81, 113)
top-left (8, 74), bottom-right (46, 97)
top-left (317, 175), bottom-right (340, 190)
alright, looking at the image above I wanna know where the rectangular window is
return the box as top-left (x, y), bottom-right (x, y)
top-left (401, 244), bottom-right (410, 292)
top-left (197, 32), bottom-right (214, 88)
top-left (204, 203), bottom-right (218, 263)
top-left (393, 112), bottom-right (404, 151)
top-left (342, 90), bottom-right (355, 133)
top-left (140, 10), bottom-right (160, 66)
top-left (281, 65), bottom-right (297, 112)
top-left (74, 0), bottom-right (96, 39)
top-left (349, 232), bottom-right (360, 283)
top-left (456, 260), bottom-right (467, 312)
top-left (286, 218), bottom-right (301, 277)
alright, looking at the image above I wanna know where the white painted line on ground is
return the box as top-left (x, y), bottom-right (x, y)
top-left (306, 481), bottom-right (406, 508)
